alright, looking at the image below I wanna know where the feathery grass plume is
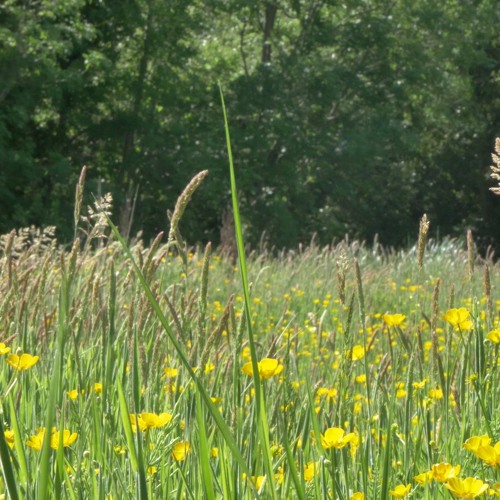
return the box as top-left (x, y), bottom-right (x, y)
top-left (354, 258), bottom-right (365, 327)
top-left (142, 231), bottom-right (164, 282)
top-left (74, 165), bottom-right (87, 241)
top-left (167, 170), bottom-right (209, 245)
top-left (467, 229), bottom-right (474, 281)
top-left (80, 193), bottom-right (113, 249)
top-left (68, 238), bottom-right (80, 286)
top-left (417, 213), bottom-right (429, 270)
top-left (484, 264), bottom-right (493, 328)
top-left (335, 250), bottom-right (348, 306)
top-left (489, 137), bottom-right (500, 194)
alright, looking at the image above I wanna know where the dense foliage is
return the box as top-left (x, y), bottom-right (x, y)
top-left (1, 0), bottom-right (500, 249)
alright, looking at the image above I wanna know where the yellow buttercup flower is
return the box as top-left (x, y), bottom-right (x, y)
top-left (67, 389), bottom-right (79, 401)
top-left (349, 345), bottom-right (365, 361)
top-left (320, 427), bottom-right (356, 450)
top-left (350, 493), bottom-right (365, 500)
top-left (486, 329), bottom-right (500, 343)
top-left (0, 343), bottom-right (10, 355)
top-left (50, 429), bottom-right (78, 449)
top-left (303, 462), bottom-right (316, 482)
top-left (7, 353), bottom-right (39, 371)
top-left (463, 435), bottom-right (492, 454)
top-left (443, 308), bottom-right (473, 331)
top-left (26, 428), bottom-right (46, 451)
top-left (164, 367), bottom-right (179, 378)
top-left (241, 358), bottom-right (284, 379)
top-left (93, 383), bottom-right (103, 395)
top-left (474, 442), bottom-right (500, 467)
top-left (431, 462), bottom-right (460, 482)
top-left (414, 470), bottom-right (433, 485)
top-left (4, 429), bottom-right (15, 449)
top-left (444, 477), bottom-right (488, 498)
top-left (389, 484), bottom-right (411, 498)
top-left (382, 314), bottom-right (406, 327)
top-left (171, 441), bottom-right (191, 461)
top-left (130, 412), bottom-right (172, 433)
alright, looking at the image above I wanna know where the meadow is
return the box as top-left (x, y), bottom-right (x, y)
top-left (0, 198), bottom-right (499, 499)
top-left (1, 130), bottom-right (500, 499)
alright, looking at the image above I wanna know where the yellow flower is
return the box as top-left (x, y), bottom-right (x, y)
top-left (463, 435), bottom-right (492, 454)
top-left (93, 383), bottom-right (103, 395)
top-left (429, 388), bottom-right (443, 400)
top-left (163, 367), bottom-right (179, 378)
top-left (6, 353), bottom-right (39, 371)
top-left (443, 308), bottom-right (473, 331)
top-left (130, 412), bottom-right (172, 433)
top-left (320, 427), bottom-right (356, 450)
top-left (4, 429), bottom-right (15, 449)
top-left (114, 444), bottom-right (126, 455)
top-left (303, 462), bottom-right (316, 482)
top-left (474, 442), bottom-right (500, 467)
top-left (431, 462), bottom-right (460, 482)
top-left (50, 429), bottom-right (78, 449)
top-left (171, 441), bottom-right (191, 461)
top-left (350, 493), bottom-right (365, 500)
top-left (414, 470), bottom-right (433, 485)
top-left (389, 484), bottom-right (411, 498)
top-left (246, 475), bottom-right (265, 490)
top-left (241, 358), bottom-right (284, 379)
top-left (412, 379), bottom-right (428, 390)
top-left (316, 387), bottom-right (338, 401)
top-left (147, 466), bottom-right (157, 475)
top-left (204, 362), bottom-right (215, 374)
top-left (0, 343), bottom-right (10, 355)
top-left (26, 428), bottom-right (45, 451)
top-left (382, 314), bottom-right (406, 327)
top-left (486, 329), bottom-right (500, 343)
top-left (210, 447), bottom-right (218, 458)
top-left (67, 389), bottom-right (79, 400)
top-left (274, 467), bottom-right (284, 485)
top-left (350, 345), bottom-right (365, 361)
top-left (444, 477), bottom-right (488, 498)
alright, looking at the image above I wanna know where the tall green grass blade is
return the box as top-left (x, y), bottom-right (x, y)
top-left (195, 390), bottom-right (215, 500)
top-left (116, 378), bottom-right (139, 472)
top-left (38, 279), bottom-right (69, 500)
top-left (219, 83), bottom-right (277, 499)
top-left (104, 216), bottom-right (255, 493)
top-left (0, 415), bottom-right (19, 500)
top-left (132, 329), bottom-right (148, 499)
top-left (9, 395), bottom-right (28, 487)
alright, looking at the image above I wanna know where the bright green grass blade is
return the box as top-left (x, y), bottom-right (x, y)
top-left (116, 377), bottom-right (139, 472)
top-left (195, 390), bottom-right (215, 500)
top-left (132, 329), bottom-right (148, 499)
top-left (282, 414), bottom-right (305, 500)
top-left (0, 414), bottom-right (19, 500)
top-left (38, 281), bottom-right (69, 500)
top-left (9, 395), bottom-right (28, 487)
top-left (219, 83), bottom-right (277, 499)
top-left (104, 216), bottom-right (255, 493)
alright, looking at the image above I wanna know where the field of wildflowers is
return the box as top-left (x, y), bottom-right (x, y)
top-left (1, 128), bottom-right (500, 499)
top-left (1, 206), bottom-right (499, 499)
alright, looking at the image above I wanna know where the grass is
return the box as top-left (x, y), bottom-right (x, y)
top-left (0, 127), bottom-right (500, 498)
top-left (0, 217), bottom-right (499, 498)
